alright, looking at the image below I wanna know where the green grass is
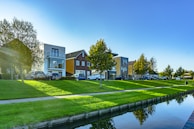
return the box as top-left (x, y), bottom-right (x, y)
top-left (0, 79), bottom-right (187, 100)
top-left (0, 85), bottom-right (194, 129)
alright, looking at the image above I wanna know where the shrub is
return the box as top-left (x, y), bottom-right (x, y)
top-left (1, 74), bottom-right (11, 80)
top-left (60, 76), bottom-right (76, 80)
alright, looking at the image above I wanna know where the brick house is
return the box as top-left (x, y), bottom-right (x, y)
top-left (66, 50), bottom-right (91, 79)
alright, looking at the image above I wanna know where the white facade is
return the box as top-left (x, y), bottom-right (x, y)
top-left (42, 44), bottom-right (66, 77)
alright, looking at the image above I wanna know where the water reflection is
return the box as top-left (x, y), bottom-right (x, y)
top-left (133, 105), bottom-right (155, 125)
top-left (77, 94), bottom-right (194, 129)
top-left (90, 118), bottom-right (116, 129)
top-left (175, 95), bottom-right (187, 104)
top-left (50, 93), bottom-right (194, 129)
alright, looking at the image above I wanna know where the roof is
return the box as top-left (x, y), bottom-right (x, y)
top-left (112, 53), bottom-right (118, 56)
top-left (128, 60), bottom-right (136, 65)
top-left (66, 50), bottom-right (87, 59)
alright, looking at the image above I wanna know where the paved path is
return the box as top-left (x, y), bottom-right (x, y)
top-left (0, 85), bottom-right (185, 105)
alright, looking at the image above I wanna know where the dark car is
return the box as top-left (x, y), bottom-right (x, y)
top-left (72, 74), bottom-right (86, 80)
top-left (51, 73), bottom-right (60, 80)
top-left (115, 76), bottom-right (124, 80)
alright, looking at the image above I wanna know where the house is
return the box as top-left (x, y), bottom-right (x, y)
top-left (66, 50), bottom-right (91, 79)
top-left (40, 43), bottom-right (66, 77)
top-left (114, 56), bottom-right (128, 79)
top-left (128, 60), bottom-right (136, 79)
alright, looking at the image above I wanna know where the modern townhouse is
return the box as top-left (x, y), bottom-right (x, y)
top-left (40, 43), bottom-right (66, 78)
top-left (114, 56), bottom-right (129, 79)
top-left (66, 50), bottom-right (91, 79)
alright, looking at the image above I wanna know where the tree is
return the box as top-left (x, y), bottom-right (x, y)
top-left (87, 39), bottom-right (115, 87)
top-left (134, 54), bottom-right (148, 76)
top-left (0, 18), bottom-right (43, 71)
top-left (0, 39), bottom-right (33, 82)
top-left (189, 70), bottom-right (194, 79)
top-left (163, 65), bottom-right (173, 79)
top-left (148, 57), bottom-right (157, 74)
top-left (174, 67), bottom-right (184, 77)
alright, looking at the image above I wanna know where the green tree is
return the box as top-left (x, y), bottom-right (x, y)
top-left (0, 18), bottom-right (43, 70)
top-left (148, 57), bottom-right (157, 74)
top-left (163, 65), bottom-right (173, 79)
top-left (0, 39), bottom-right (33, 82)
top-left (134, 54), bottom-right (148, 76)
top-left (189, 70), bottom-right (194, 79)
top-left (174, 67), bottom-right (184, 77)
top-left (87, 39), bottom-right (115, 87)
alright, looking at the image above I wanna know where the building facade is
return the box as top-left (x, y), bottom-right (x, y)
top-left (114, 56), bottom-right (129, 79)
top-left (66, 50), bottom-right (91, 79)
top-left (41, 43), bottom-right (66, 77)
top-left (128, 60), bottom-right (136, 79)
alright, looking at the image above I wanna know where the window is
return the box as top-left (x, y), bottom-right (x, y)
top-left (87, 62), bottom-right (90, 67)
top-left (48, 58), bottom-right (64, 68)
top-left (76, 60), bottom-right (80, 66)
top-left (81, 61), bottom-right (85, 66)
top-left (51, 48), bottom-right (59, 57)
top-left (82, 51), bottom-right (84, 57)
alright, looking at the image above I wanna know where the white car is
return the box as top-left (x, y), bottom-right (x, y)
top-left (87, 74), bottom-right (105, 80)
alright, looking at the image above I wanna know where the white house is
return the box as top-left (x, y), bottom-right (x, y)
top-left (41, 43), bottom-right (66, 77)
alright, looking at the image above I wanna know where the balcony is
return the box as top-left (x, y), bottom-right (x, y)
top-left (46, 52), bottom-right (65, 58)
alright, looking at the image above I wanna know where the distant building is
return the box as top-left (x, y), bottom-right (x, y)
top-left (40, 43), bottom-right (66, 77)
top-left (128, 60), bottom-right (136, 79)
top-left (66, 50), bottom-right (91, 79)
top-left (114, 56), bottom-right (128, 79)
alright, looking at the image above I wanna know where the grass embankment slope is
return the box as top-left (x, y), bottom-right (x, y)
top-left (0, 80), bottom-right (194, 128)
top-left (0, 79), bottom-right (188, 100)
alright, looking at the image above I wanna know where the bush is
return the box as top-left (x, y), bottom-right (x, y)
top-left (1, 74), bottom-right (11, 80)
top-left (33, 77), bottom-right (48, 80)
top-left (60, 76), bottom-right (76, 80)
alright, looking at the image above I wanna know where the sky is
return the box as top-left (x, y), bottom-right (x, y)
top-left (0, 0), bottom-right (194, 72)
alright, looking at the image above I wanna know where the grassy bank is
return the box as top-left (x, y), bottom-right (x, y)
top-left (0, 85), bottom-right (194, 128)
top-left (0, 79), bottom-right (188, 100)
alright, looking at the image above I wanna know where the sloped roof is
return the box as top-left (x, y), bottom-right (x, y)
top-left (128, 60), bottom-right (136, 65)
top-left (66, 50), bottom-right (87, 59)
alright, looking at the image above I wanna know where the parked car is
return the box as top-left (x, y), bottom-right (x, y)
top-left (115, 76), bottom-right (125, 80)
top-left (72, 74), bottom-right (86, 80)
top-left (26, 71), bottom-right (46, 80)
top-left (87, 74), bottom-right (105, 80)
top-left (160, 76), bottom-right (168, 80)
top-left (51, 73), bottom-right (60, 80)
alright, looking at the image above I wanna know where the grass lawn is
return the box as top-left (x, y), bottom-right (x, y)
top-left (0, 85), bottom-right (194, 129)
top-left (0, 79), bottom-right (188, 100)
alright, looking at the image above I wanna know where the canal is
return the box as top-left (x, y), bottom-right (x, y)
top-left (51, 93), bottom-right (194, 129)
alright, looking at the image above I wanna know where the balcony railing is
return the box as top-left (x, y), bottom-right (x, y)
top-left (46, 52), bottom-right (65, 58)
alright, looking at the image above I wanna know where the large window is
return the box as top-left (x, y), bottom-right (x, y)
top-left (51, 48), bottom-right (59, 57)
top-left (48, 58), bottom-right (64, 68)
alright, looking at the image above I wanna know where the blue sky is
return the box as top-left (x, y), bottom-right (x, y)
top-left (0, 0), bottom-right (194, 72)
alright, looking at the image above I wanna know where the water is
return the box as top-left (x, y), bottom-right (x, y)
top-left (52, 94), bottom-right (194, 129)
top-left (76, 94), bottom-right (194, 129)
